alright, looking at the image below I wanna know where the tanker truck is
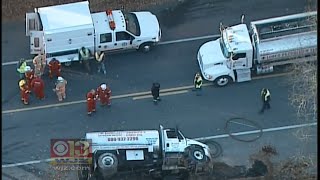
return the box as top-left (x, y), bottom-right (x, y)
top-left (197, 11), bottom-right (317, 87)
top-left (77, 125), bottom-right (212, 179)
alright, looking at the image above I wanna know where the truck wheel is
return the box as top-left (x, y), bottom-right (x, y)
top-left (97, 152), bottom-right (118, 177)
top-left (139, 43), bottom-right (152, 53)
top-left (214, 75), bottom-right (231, 87)
top-left (188, 145), bottom-right (206, 163)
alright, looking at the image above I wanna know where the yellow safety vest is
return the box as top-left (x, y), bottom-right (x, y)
top-left (80, 48), bottom-right (90, 60)
top-left (264, 89), bottom-right (270, 101)
top-left (95, 52), bottom-right (105, 62)
top-left (261, 89), bottom-right (271, 101)
top-left (17, 62), bottom-right (27, 74)
top-left (194, 76), bottom-right (203, 88)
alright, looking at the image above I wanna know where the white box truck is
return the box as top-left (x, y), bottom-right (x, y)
top-left (78, 125), bottom-right (212, 179)
top-left (26, 1), bottom-right (161, 66)
top-left (197, 11), bottom-right (317, 87)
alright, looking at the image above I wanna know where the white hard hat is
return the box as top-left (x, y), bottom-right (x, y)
top-left (24, 66), bottom-right (31, 71)
top-left (57, 76), bottom-right (64, 81)
top-left (100, 84), bottom-right (107, 90)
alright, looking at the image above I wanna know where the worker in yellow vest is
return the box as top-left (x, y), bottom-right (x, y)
top-left (79, 47), bottom-right (91, 73)
top-left (260, 88), bottom-right (271, 114)
top-left (194, 73), bottom-right (203, 96)
top-left (17, 58), bottom-right (27, 79)
top-left (95, 51), bottom-right (107, 76)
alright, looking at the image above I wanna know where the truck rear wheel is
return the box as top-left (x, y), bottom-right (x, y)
top-left (139, 43), bottom-right (152, 53)
top-left (214, 75), bottom-right (232, 87)
top-left (97, 152), bottom-right (118, 178)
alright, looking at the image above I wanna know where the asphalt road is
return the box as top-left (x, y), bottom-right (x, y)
top-left (2, 75), bottom-right (300, 163)
top-left (1, 0), bottom-right (317, 179)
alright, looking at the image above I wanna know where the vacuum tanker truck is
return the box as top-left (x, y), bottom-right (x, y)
top-left (78, 125), bottom-right (212, 179)
top-left (197, 11), bottom-right (317, 87)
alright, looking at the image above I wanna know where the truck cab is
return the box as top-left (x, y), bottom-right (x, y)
top-left (91, 10), bottom-right (161, 53)
top-left (160, 126), bottom-right (211, 161)
top-left (197, 22), bottom-right (253, 87)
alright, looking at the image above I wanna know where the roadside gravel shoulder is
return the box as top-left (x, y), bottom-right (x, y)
top-left (2, 0), bottom-right (180, 22)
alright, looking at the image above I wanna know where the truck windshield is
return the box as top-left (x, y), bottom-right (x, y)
top-left (219, 37), bottom-right (231, 59)
top-left (124, 13), bottom-right (141, 36)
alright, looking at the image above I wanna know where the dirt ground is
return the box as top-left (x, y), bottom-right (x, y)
top-left (2, 0), bottom-right (178, 22)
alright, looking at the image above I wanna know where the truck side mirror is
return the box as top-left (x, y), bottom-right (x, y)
top-left (219, 22), bottom-right (224, 32)
top-left (241, 14), bottom-right (245, 24)
top-left (177, 130), bottom-right (184, 142)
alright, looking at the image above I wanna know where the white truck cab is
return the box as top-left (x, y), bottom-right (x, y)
top-left (92, 10), bottom-right (161, 53)
top-left (25, 1), bottom-right (161, 65)
top-left (197, 23), bottom-right (253, 86)
top-left (160, 126), bottom-right (211, 161)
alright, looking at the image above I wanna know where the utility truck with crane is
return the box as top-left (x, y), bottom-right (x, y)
top-left (197, 11), bottom-right (317, 87)
top-left (25, 1), bottom-right (161, 66)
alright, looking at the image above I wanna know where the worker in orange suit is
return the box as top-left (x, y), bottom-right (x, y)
top-left (31, 76), bottom-right (45, 100)
top-left (24, 66), bottom-right (34, 91)
top-left (19, 79), bottom-right (31, 105)
top-left (86, 89), bottom-right (97, 115)
top-left (48, 58), bottom-right (61, 79)
top-left (96, 83), bottom-right (112, 106)
top-left (54, 76), bottom-right (67, 102)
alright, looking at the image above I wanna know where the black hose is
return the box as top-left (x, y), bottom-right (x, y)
top-left (225, 117), bottom-right (263, 142)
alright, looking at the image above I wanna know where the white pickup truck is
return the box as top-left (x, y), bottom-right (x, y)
top-left (197, 11), bottom-right (317, 87)
top-left (78, 125), bottom-right (212, 179)
top-left (26, 1), bottom-right (161, 66)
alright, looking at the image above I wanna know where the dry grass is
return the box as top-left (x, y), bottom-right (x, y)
top-left (2, 0), bottom-right (176, 22)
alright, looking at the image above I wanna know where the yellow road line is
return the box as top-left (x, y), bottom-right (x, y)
top-left (2, 92), bottom-right (147, 114)
top-left (2, 72), bottom-right (291, 114)
top-left (132, 90), bottom-right (189, 100)
top-left (2, 100), bottom-right (85, 114)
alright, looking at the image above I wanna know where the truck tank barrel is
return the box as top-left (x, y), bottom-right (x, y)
top-left (257, 31), bottom-right (317, 64)
top-left (251, 11), bottom-right (317, 64)
top-left (86, 130), bottom-right (160, 147)
top-left (251, 11), bottom-right (317, 41)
